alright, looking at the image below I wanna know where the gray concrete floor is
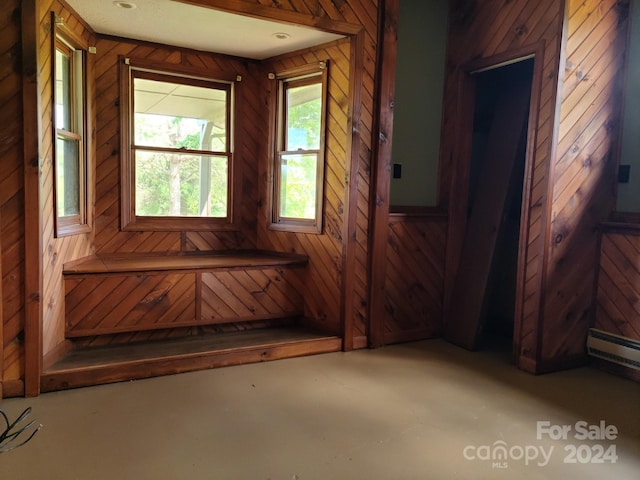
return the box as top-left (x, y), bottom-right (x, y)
top-left (0, 339), bottom-right (639, 479)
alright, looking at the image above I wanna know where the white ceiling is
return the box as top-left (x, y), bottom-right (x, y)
top-left (64, 0), bottom-right (344, 60)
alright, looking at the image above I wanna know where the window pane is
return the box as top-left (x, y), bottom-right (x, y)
top-left (286, 83), bottom-right (322, 151)
top-left (133, 78), bottom-right (227, 151)
top-left (135, 150), bottom-right (228, 217)
top-left (56, 136), bottom-right (80, 217)
top-left (279, 153), bottom-right (317, 219)
top-left (55, 48), bottom-right (71, 131)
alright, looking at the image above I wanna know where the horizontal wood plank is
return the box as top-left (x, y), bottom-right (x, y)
top-left (41, 327), bottom-right (342, 391)
top-left (64, 250), bottom-right (308, 275)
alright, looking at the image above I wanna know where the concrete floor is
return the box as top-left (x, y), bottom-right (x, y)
top-left (0, 339), bottom-right (639, 480)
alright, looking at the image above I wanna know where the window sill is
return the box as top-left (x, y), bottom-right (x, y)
top-left (122, 216), bottom-right (238, 232)
top-left (56, 222), bottom-right (90, 238)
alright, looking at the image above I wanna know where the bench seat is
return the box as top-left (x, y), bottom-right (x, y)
top-left (63, 250), bottom-right (308, 338)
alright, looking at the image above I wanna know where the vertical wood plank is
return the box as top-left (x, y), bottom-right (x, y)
top-left (342, 29), bottom-right (366, 350)
top-left (368, 0), bottom-right (398, 348)
top-left (0, 207), bottom-right (3, 399)
top-left (22, 0), bottom-right (43, 397)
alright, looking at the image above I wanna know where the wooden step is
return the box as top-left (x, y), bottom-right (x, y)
top-left (41, 327), bottom-right (342, 392)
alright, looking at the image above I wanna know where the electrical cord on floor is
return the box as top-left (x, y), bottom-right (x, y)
top-left (0, 407), bottom-right (41, 453)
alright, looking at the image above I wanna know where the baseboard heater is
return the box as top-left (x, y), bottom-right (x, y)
top-left (587, 328), bottom-right (640, 371)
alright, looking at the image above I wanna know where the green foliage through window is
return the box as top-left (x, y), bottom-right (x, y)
top-left (132, 73), bottom-right (230, 218)
top-left (273, 66), bottom-right (326, 232)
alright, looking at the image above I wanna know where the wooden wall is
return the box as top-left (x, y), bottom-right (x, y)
top-left (259, 39), bottom-right (354, 338)
top-left (441, 0), bottom-right (567, 371)
top-left (258, 0), bottom-right (377, 349)
top-left (188, 0), bottom-right (379, 348)
top-left (0, 0), bottom-right (26, 397)
top-left (595, 231), bottom-right (640, 342)
top-left (1, 0), bottom-right (379, 397)
top-left (442, 0), bottom-right (628, 372)
top-left (94, 38), bottom-right (261, 255)
top-left (38, 0), bottom-right (96, 363)
top-left (383, 213), bottom-right (446, 344)
top-left (539, 0), bottom-right (628, 370)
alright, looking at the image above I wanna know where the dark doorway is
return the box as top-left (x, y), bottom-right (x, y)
top-left (474, 59), bottom-right (534, 351)
top-left (445, 57), bottom-right (534, 354)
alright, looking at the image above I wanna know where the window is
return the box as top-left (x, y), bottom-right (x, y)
top-left (53, 26), bottom-right (88, 237)
top-left (270, 63), bottom-right (328, 233)
top-left (120, 59), bottom-right (236, 231)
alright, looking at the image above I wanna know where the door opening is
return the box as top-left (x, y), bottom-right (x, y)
top-left (445, 57), bottom-right (534, 355)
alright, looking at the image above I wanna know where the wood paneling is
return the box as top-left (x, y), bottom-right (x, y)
top-left (259, 39), bottom-right (356, 338)
top-left (595, 232), bottom-right (640, 341)
top-left (7, 0), bottom-right (380, 394)
top-left (540, 0), bottom-right (628, 369)
top-left (1, 0), bottom-right (26, 396)
top-left (201, 269), bottom-right (303, 324)
top-left (64, 252), bottom-right (306, 336)
top-left (383, 214), bottom-right (446, 344)
top-left (94, 36), bottom-right (260, 255)
top-left (66, 273), bottom-right (197, 336)
top-left (441, 0), bottom-right (567, 372)
top-left (441, 0), bottom-right (629, 372)
top-left (39, 0), bottom-right (96, 380)
top-left (23, 0), bottom-right (42, 396)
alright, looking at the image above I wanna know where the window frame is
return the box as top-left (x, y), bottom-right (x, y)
top-left (269, 62), bottom-right (328, 234)
top-left (120, 57), bottom-right (240, 231)
top-left (52, 15), bottom-right (90, 237)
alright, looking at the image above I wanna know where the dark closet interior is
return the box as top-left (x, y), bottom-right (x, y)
top-left (469, 58), bottom-right (534, 350)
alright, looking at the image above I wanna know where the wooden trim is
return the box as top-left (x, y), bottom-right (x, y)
top-left (269, 63), bottom-right (328, 234)
top-left (513, 41), bottom-right (546, 365)
top-left (22, 0), bottom-right (43, 397)
top-left (601, 221), bottom-right (640, 234)
top-left (341, 29), bottom-right (365, 351)
top-left (58, 0), bottom-right (96, 39)
top-left (63, 250), bottom-right (309, 275)
top-left (119, 55), bottom-right (133, 230)
top-left (605, 212), bottom-right (640, 229)
top-left (443, 65), bottom-right (475, 313)
top-left (1, 380), bottom-right (25, 398)
top-left (388, 207), bottom-right (447, 222)
top-left (445, 42), bottom-right (548, 315)
top-left (54, 13), bottom-right (90, 50)
top-left (266, 37), bottom-right (351, 63)
top-left (52, 16), bottom-right (91, 238)
top-left (368, 0), bottom-right (399, 348)
top-left (528, 0), bottom-right (571, 372)
top-left (126, 56), bottom-right (241, 84)
top-left (119, 57), bottom-right (242, 232)
top-left (353, 336), bottom-right (368, 350)
top-left (173, 0), bottom-right (363, 36)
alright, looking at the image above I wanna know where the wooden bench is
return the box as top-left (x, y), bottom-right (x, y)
top-left (44, 250), bottom-right (342, 392)
top-left (63, 250), bottom-right (309, 337)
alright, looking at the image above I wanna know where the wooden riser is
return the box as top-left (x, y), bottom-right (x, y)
top-left (41, 327), bottom-right (342, 392)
